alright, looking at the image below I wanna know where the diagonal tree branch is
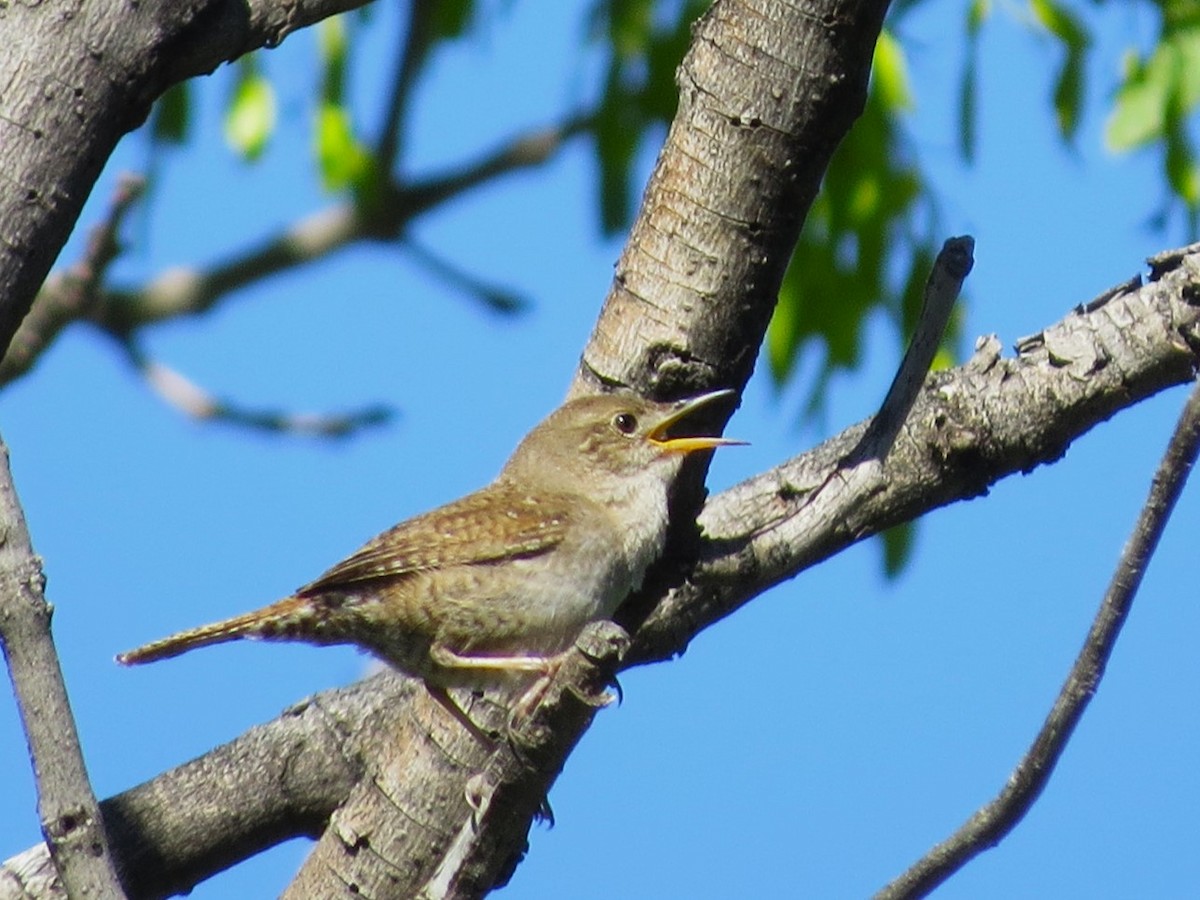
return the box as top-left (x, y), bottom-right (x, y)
top-left (630, 244), bottom-right (1200, 664)
top-left (0, 439), bottom-right (126, 898)
top-left (876, 364), bottom-right (1200, 900)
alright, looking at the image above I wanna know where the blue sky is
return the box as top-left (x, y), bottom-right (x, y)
top-left (2, 2), bottom-right (1197, 897)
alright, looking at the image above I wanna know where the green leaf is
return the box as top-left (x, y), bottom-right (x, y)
top-left (314, 102), bottom-right (373, 193)
top-left (319, 16), bottom-right (349, 105)
top-left (881, 521), bottom-right (916, 578)
top-left (607, 0), bottom-right (653, 58)
top-left (1051, 47), bottom-right (1085, 142)
top-left (1164, 125), bottom-right (1199, 206)
top-left (1029, 0), bottom-right (1088, 48)
top-left (1030, 0), bottom-right (1090, 144)
top-left (151, 82), bottom-right (191, 145)
top-left (430, 0), bottom-right (475, 40)
top-left (1107, 28), bottom-right (1200, 152)
top-left (958, 34), bottom-right (979, 162)
top-left (873, 30), bottom-right (912, 112)
top-left (224, 68), bottom-right (276, 161)
top-left (1107, 50), bottom-right (1168, 150)
top-left (966, 0), bottom-right (991, 35)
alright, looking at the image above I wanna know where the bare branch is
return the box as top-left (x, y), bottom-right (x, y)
top-left (875, 371), bottom-right (1200, 900)
top-left (1, 118), bottom-right (586, 389)
top-left (0, 439), bottom-right (125, 897)
top-left (122, 340), bottom-right (394, 438)
top-left (1, 175), bottom-right (145, 384)
top-left (375, 3), bottom-right (438, 171)
top-left (0, 0), bottom-right (377, 365)
top-left (629, 245), bottom-right (1200, 665)
top-left (401, 238), bottom-right (529, 315)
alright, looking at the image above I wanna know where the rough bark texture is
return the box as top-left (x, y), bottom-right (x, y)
top-left (573, 0), bottom-right (886, 400)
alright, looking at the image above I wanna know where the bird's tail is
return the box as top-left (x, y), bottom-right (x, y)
top-left (116, 595), bottom-right (319, 665)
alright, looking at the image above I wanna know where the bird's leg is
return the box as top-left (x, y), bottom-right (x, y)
top-left (429, 645), bottom-right (555, 673)
top-left (425, 684), bottom-right (500, 748)
top-left (429, 644), bottom-right (562, 733)
top-left (508, 651), bottom-right (573, 725)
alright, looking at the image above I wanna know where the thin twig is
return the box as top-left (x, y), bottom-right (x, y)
top-left (375, 2), bottom-right (437, 171)
top-left (1, 175), bottom-right (145, 382)
top-left (1, 119), bottom-right (588, 390)
top-left (91, 119), bottom-right (591, 330)
top-left (0, 438), bottom-right (126, 897)
top-left (401, 237), bottom-right (528, 314)
top-left (876, 375), bottom-right (1200, 900)
top-left (124, 340), bottom-right (393, 438)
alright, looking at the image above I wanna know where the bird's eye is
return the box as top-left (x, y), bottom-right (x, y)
top-left (612, 412), bottom-right (638, 435)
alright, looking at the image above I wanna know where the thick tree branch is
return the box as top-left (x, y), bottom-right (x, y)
top-left (3, 673), bottom-right (415, 900)
top-left (629, 244), bottom-right (1200, 664)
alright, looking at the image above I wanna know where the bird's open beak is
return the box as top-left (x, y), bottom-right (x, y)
top-left (647, 389), bottom-right (747, 454)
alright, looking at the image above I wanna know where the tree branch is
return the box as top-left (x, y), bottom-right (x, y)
top-left (0, 0), bottom-right (375, 367)
top-left (0, 116), bottom-right (587, 389)
top-left (629, 244), bottom-right (1200, 665)
top-left (0, 438), bottom-right (125, 897)
top-left (876, 361), bottom-right (1200, 900)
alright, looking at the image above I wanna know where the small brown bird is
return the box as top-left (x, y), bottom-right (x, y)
top-left (118, 390), bottom-right (741, 722)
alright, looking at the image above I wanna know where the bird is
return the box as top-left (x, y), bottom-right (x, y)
top-left (117, 389), bottom-right (742, 727)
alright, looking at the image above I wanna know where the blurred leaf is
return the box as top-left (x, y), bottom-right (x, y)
top-left (1051, 47), bottom-right (1086, 140)
top-left (430, 0), bottom-right (475, 40)
top-left (1107, 50), bottom-right (1169, 150)
top-left (1030, 0), bottom-right (1090, 143)
top-left (1164, 122), bottom-right (1199, 206)
top-left (594, 80), bottom-right (643, 234)
top-left (589, 0), bottom-right (706, 233)
top-left (966, 0), bottom-right (991, 34)
top-left (314, 102), bottom-right (374, 193)
top-left (1107, 27), bottom-right (1200, 152)
top-left (881, 521), bottom-right (916, 579)
top-left (224, 64), bottom-right (276, 161)
top-left (873, 31), bottom-right (912, 112)
top-left (607, 0), bottom-right (653, 57)
top-left (319, 16), bottom-right (350, 105)
top-left (958, 38), bottom-right (979, 162)
top-left (1030, 0), bottom-right (1087, 47)
top-left (151, 82), bottom-right (191, 145)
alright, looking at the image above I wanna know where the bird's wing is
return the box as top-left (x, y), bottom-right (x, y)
top-left (295, 484), bottom-right (572, 595)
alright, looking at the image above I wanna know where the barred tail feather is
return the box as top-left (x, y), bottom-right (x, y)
top-left (116, 595), bottom-right (317, 665)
